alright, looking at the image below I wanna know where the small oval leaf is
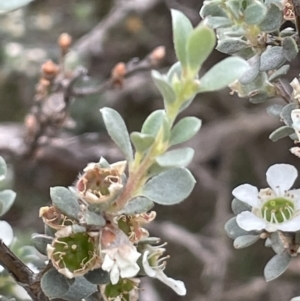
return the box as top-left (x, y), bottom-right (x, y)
top-left (169, 117), bottom-right (201, 146)
top-left (156, 147), bottom-right (194, 167)
top-left (187, 24), bottom-right (216, 72)
top-left (120, 196), bottom-right (154, 215)
top-left (31, 233), bottom-right (53, 256)
top-left (264, 253), bottom-right (291, 282)
top-left (0, 190), bottom-right (16, 216)
top-left (234, 235), bottom-right (260, 249)
top-left (41, 268), bottom-right (69, 299)
top-left (141, 110), bottom-right (165, 137)
top-left (100, 107), bottom-right (133, 162)
top-left (231, 198), bottom-right (251, 215)
top-left (142, 167), bottom-right (196, 205)
top-left (130, 132), bottom-right (155, 153)
top-left (269, 126), bottom-right (295, 142)
top-left (50, 187), bottom-right (81, 220)
top-left (198, 57), bottom-right (249, 92)
top-left (171, 9), bottom-right (193, 68)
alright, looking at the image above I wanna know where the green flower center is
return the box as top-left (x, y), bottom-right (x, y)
top-left (52, 233), bottom-right (96, 273)
top-left (261, 197), bottom-right (295, 224)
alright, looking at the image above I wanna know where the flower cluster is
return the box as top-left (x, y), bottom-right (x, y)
top-left (36, 158), bottom-right (185, 301)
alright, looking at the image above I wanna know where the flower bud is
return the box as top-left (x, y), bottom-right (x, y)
top-left (58, 33), bottom-right (72, 54)
top-left (41, 60), bottom-right (60, 79)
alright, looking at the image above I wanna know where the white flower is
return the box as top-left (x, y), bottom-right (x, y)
top-left (233, 164), bottom-right (300, 232)
top-left (0, 220), bottom-right (13, 272)
top-left (102, 244), bottom-right (141, 284)
top-left (142, 250), bottom-right (186, 296)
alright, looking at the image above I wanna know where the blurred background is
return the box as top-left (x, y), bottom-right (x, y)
top-left (0, 0), bottom-right (300, 300)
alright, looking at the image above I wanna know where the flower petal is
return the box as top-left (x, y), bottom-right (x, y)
top-left (156, 270), bottom-right (186, 296)
top-left (102, 254), bottom-right (114, 272)
top-left (266, 164), bottom-right (297, 194)
top-left (110, 263), bottom-right (120, 285)
top-left (0, 220), bottom-right (13, 245)
top-left (119, 263), bottom-right (139, 278)
top-left (232, 184), bottom-right (259, 208)
top-left (276, 215), bottom-right (300, 232)
top-left (142, 251), bottom-right (156, 277)
top-left (236, 211), bottom-right (266, 231)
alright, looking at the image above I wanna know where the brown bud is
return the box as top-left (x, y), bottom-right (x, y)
top-left (41, 60), bottom-right (59, 79)
top-left (58, 33), bottom-right (72, 53)
top-left (150, 46), bottom-right (166, 64)
top-left (111, 62), bottom-right (126, 79)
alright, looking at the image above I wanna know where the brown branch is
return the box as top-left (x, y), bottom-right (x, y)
top-left (0, 240), bottom-right (48, 301)
top-left (73, 0), bottom-right (161, 58)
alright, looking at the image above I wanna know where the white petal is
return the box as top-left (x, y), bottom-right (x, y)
top-left (156, 270), bottom-right (186, 296)
top-left (0, 265), bottom-right (4, 272)
top-left (276, 215), bottom-right (300, 232)
top-left (266, 164), bottom-right (297, 194)
top-left (291, 296), bottom-right (300, 301)
top-left (120, 263), bottom-right (140, 278)
top-left (0, 220), bottom-right (13, 245)
top-left (102, 254), bottom-right (114, 272)
top-left (232, 184), bottom-right (259, 208)
top-left (236, 211), bottom-right (267, 231)
top-left (142, 251), bottom-right (156, 277)
top-left (110, 263), bottom-right (120, 285)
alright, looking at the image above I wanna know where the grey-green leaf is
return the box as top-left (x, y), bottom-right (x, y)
top-left (100, 107), bottom-right (133, 162)
top-left (119, 196), bottom-right (154, 215)
top-left (269, 126), bottom-right (295, 142)
top-left (234, 235), bottom-right (260, 249)
top-left (62, 276), bottom-right (97, 301)
top-left (205, 16), bottom-right (233, 29)
top-left (216, 38), bottom-right (248, 55)
top-left (142, 167), bottom-right (196, 205)
top-left (82, 210), bottom-right (106, 227)
top-left (186, 24), bottom-right (215, 73)
top-left (0, 0), bottom-right (33, 13)
top-left (151, 70), bottom-right (176, 106)
top-left (41, 268), bottom-right (69, 299)
top-left (169, 117), bottom-right (201, 146)
top-left (268, 65), bottom-right (290, 82)
top-left (130, 132), bottom-right (155, 153)
top-left (259, 4), bottom-right (283, 33)
top-left (244, 1), bottom-right (267, 25)
top-left (269, 232), bottom-right (286, 254)
top-left (84, 268), bottom-right (110, 285)
top-left (50, 186), bottom-right (81, 220)
top-left (0, 156), bottom-right (7, 181)
top-left (156, 147), bottom-right (194, 167)
top-left (264, 253), bottom-right (291, 282)
top-left (0, 190), bottom-right (16, 216)
top-left (200, 2), bottom-right (227, 18)
top-left (239, 54), bottom-right (260, 85)
top-left (280, 103), bottom-right (298, 126)
top-left (282, 37), bottom-right (298, 62)
top-left (198, 57), bottom-right (249, 92)
top-left (231, 198), bottom-right (251, 215)
top-left (31, 233), bottom-right (53, 256)
top-left (141, 110), bottom-right (165, 137)
top-left (171, 9), bottom-right (193, 68)
top-left (260, 46), bottom-right (285, 72)
top-left (224, 217), bottom-right (253, 239)
top-left (266, 104), bottom-right (284, 117)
